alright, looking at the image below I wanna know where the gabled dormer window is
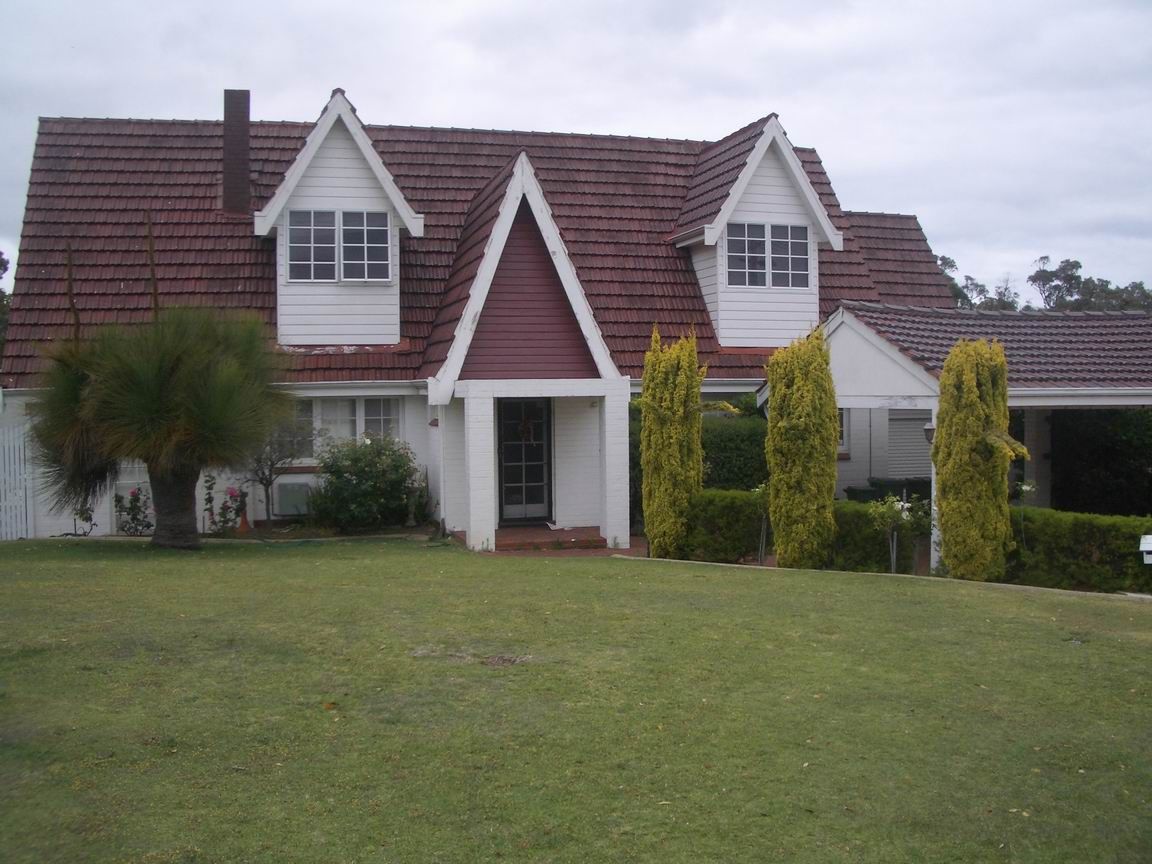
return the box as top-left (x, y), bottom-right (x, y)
top-left (287, 209), bottom-right (391, 282)
top-left (727, 222), bottom-right (809, 288)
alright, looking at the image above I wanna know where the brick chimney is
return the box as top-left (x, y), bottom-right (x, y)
top-left (222, 89), bottom-right (251, 214)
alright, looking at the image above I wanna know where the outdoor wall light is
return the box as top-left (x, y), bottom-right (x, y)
top-left (923, 420), bottom-right (936, 444)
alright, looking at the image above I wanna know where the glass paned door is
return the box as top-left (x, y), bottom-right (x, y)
top-left (498, 399), bottom-right (552, 522)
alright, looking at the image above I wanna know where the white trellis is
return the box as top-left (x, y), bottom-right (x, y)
top-left (0, 423), bottom-right (31, 541)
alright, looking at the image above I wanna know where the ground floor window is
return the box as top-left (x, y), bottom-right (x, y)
top-left (295, 396), bottom-right (402, 456)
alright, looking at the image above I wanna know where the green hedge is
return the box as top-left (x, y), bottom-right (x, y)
top-left (630, 405), bottom-right (768, 531)
top-left (1006, 507), bottom-right (1152, 593)
top-left (702, 415), bottom-right (769, 490)
top-left (831, 500), bottom-right (922, 574)
top-left (684, 489), bottom-right (768, 563)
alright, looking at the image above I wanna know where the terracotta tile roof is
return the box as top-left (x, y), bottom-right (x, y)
top-left (841, 212), bottom-right (955, 307)
top-left (673, 115), bottom-right (771, 235)
top-left (1, 112), bottom-right (958, 388)
top-left (843, 302), bottom-right (1152, 389)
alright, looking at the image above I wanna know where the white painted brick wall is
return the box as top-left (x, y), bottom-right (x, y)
top-left (552, 397), bottom-right (602, 527)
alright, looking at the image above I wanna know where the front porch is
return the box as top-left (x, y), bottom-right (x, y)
top-left (433, 379), bottom-right (632, 552)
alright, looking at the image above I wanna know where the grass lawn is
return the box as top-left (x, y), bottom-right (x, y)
top-left (1, 540), bottom-right (1150, 863)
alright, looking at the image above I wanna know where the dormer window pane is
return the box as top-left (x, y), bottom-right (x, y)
top-left (342, 211), bottom-right (390, 281)
top-left (287, 210), bottom-right (337, 282)
top-left (729, 222), bottom-right (810, 290)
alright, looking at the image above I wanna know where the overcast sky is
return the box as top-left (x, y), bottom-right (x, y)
top-left (2, 0), bottom-right (1149, 303)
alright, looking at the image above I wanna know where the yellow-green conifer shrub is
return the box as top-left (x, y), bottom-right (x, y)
top-left (640, 327), bottom-right (704, 558)
top-left (932, 339), bottom-right (1028, 581)
top-left (764, 328), bottom-right (839, 569)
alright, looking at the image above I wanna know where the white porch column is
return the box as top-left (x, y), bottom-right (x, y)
top-left (599, 386), bottom-right (630, 549)
top-left (1022, 408), bottom-right (1052, 508)
top-left (464, 394), bottom-right (496, 551)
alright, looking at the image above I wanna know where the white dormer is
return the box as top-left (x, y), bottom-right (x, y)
top-left (254, 90), bottom-right (423, 347)
top-left (685, 117), bottom-right (842, 348)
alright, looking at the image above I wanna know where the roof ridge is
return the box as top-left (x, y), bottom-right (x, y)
top-left (844, 301), bottom-right (1152, 318)
top-left (844, 210), bottom-right (920, 220)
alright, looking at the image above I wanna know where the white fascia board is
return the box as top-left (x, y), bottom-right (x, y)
top-left (702, 117), bottom-right (843, 252)
top-left (253, 91), bottom-right (424, 237)
top-left (428, 151), bottom-right (622, 406)
top-left (1008, 388), bottom-right (1152, 408)
top-left (276, 379), bottom-right (427, 398)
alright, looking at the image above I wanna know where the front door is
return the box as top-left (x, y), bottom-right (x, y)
top-left (498, 398), bottom-right (552, 523)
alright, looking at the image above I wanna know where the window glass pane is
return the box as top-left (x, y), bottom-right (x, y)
top-left (790, 225), bottom-right (808, 240)
top-left (344, 245), bottom-right (365, 262)
top-left (748, 271), bottom-right (766, 287)
top-left (294, 400), bottom-right (314, 458)
top-left (791, 241), bottom-right (807, 256)
top-left (747, 224), bottom-right (766, 239)
top-left (366, 229), bottom-right (388, 245)
top-left (729, 270), bottom-right (747, 286)
top-left (343, 211), bottom-right (364, 227)
top-left (771, 240), bottom-right (789, 255)
top-left (771, 272), bottom-right (790, 287)
top-left (344, 263), bottom-right (365, 279)
top-left (770, 225), bottom-right (789, 240)
top-left (748, 239), bottom-right (766, 255)
top-left (314, 245), bottom-right (335, 263)
top-left (727, 238), bottom-right (746, 254)
top-left (367, 212), bottom-right (389, 228)
top-left (794, 256), bottom-right (809, 273)
top-left (792, 272), bottom-right (809, 288)
top-left (366, 263), bottom-right (390, 280)
top-left (728, 223), bottom-right (746, 238)
top-left (314, 263), bottom-right (335, 280)
top-left (728, 254), bottom-right (746, 271)
top-left (343, 228), bottom-right (365, 245)
top-left (313, 228), bottom-right (335, 245)
top-left (289, 211), bottom-right (311, 227)
top-left (748, 255), bottom-right (765, 272)
top-left (771, 256), bottom-right (790, 272)
top-left (289, 228), bottom-right (311, 244)
top-left (366, 245), bottom-right (389, 262)
top-left (320, 399), bottom-right (356, 440)
top-left (314, 211), bottom-right (336, 227)
top-left (289, 263), bottom-right (310, 280)
top-left (342, 212), bottom-right (390, 280)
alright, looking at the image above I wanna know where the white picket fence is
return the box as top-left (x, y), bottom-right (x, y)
top-left (0, 423), bottom-right (31, 541)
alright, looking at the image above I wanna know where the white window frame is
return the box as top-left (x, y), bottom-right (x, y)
top-left (287, 210), bottom-right (338, 282)
top-left (286, 209), bottom-right (391, 284)
top-left (294, 396), bottom-right (403, 460)
top-left (726, 222), bottom-right (811, 290)
top-left (838, 408), bottom-right (849, 455)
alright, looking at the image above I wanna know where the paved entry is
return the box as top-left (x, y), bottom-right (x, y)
top-left (497, 398), bottom-right (552, 523)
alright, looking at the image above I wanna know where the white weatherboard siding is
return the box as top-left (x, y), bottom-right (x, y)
top-left (276, 119), bottom-right (402, 346)
top-left (690, 242), bottom-right (719, 322)
top-left (552, 397), bottom-right (603, 527)
top-left (715, 142), bottom-right (820, 347)
top-left (888, 410), bottom-right (933, 477)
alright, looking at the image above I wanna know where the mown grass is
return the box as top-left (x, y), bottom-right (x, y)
top-left (0, 539), bottom-right (1149, 863)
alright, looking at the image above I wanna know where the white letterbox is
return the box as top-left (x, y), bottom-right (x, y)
top-left (1141, 535), bottom-right (1152, 565)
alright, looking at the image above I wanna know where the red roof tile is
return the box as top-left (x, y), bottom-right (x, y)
top-left (844, 302), bottom-right (1152, 389)
top-left (2, 113), bottom-right (958, 388)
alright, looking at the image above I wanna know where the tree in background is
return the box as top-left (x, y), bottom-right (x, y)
top-left (30, 308), bottom-right (289, 550)
top-left (639, 326), bottom-right (704, 558)
top-left (932, 339), bottom-right (1028, 580)
top-left (764, 328), bottom-right (839, 569)
top-left (1027, 257), bottom-right (1152, 311)
top-left (0, 250), bottom-right (10, 354)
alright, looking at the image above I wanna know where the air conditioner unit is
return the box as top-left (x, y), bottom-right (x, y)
top-left (1140, 535), bottom-right (1152, 565)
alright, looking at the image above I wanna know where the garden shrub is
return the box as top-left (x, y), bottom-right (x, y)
top-left (830, 500), bottom-right (922, 574)
top-left (309, 436), bottom-right (421, 533)
top-left (639, 327), bottom-right (704, 559)
top-left (683, 488), bottom-right (768, 563)
top-left (765, 329), bottom-right (839, 569)
top-left (702, 415), bottom-right (769, 490)
top-left (932, 339), bottom-right (1027, 580)
top-left (1006, 507), bottom-right (1152, 593)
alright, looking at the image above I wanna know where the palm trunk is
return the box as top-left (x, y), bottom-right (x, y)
top-left (149, 464), bottom-right (202, 550)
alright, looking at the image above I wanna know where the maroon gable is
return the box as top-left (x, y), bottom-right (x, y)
top-left (459, 201), bottom-right (599, 380)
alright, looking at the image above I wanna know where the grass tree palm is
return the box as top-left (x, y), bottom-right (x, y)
top-left (30, 308), bottom-right (289, 549)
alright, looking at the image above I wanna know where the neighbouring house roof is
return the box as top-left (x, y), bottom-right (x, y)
top-left (842, 302), bottom-right (1152, 389)
top-left (1, 113), bottom-right (958, 389)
